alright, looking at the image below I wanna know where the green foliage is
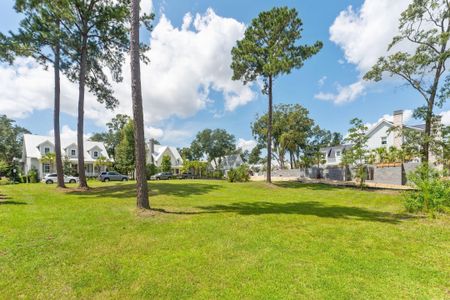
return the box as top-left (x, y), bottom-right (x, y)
top-left (114, 120), bottom-right (135, 175)
top-left (227, 164), bottom-right (250, 183)
top-left (94, 155), bottom-right (111, 173)
top-left (161, 155), bottom-right (172, 173)
top-left (146, 163), bottom-right (159, 179)
top-left (27, 168), bottom-right (38, 183)
top-left (364, 0), bottom-right (450, 162)
top-left (90, 114), bottom-right (131, 158)
top-left (231, 7), bottom-right (322, 89)
top-left (404, 164), bottom-right (450, 214)
top-left (0, 115), bottom-right (30, 163)
top-left (190, 129), bottom-right (236, 164)
top-left (342, 118), bottom-right (370, 189)
top-left (181, 160), bottom-right (208, 177)
top-left (248, 146), bottom-right (262, 165)
top-left (40, 152), bottom-right (56, 165)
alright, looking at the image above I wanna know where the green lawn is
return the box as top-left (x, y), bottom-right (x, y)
top-left (0, 180), bottom-right (449, 299)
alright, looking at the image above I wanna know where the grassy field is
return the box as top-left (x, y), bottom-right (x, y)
top-left (0, 180), bottom-right (449, 299)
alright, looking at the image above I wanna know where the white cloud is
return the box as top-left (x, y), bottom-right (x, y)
top-left (0, 8), bottom-right (255, 140)
top-left (315, 80), bottom-right (366, 104)
top-left (48, 125), bottom-right (92, 140)
top-left (330, 0), bottom-right (411, 73)
top-left (140, 0), bottom-right (153, 17)
top-left (237, 138), bottom-right (257, 152)
top-left (318, 76), bottom-right (327, 87)
top-left (318, 0), bottom-right (411, 104)
top-left (440, 111), bottom-right (450, 125)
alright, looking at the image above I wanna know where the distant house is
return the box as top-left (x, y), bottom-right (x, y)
top-left (321, 110), bottom-right (441, 167)
top-left (147, 139), bottom-right (183, 174)
top-left (22, 134), bottom-right (110, 179)
top-left (210, 154), bottom-right (244, 175)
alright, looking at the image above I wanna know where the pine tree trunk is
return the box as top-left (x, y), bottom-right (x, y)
top-left (77, 34), bottom-right (88, 189)
top-left (266, 75), bottom-right (272, 183)
top-left (131, 0), bottom-right (150, 209)
top-left (53, 34), bottom-right (65, 189)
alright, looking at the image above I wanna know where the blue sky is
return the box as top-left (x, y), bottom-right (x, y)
top-left (1, 0), bottom-right (449, 149)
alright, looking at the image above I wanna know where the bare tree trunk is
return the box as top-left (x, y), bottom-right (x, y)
top-left (53, 32), bottom-right (65, 189)
top-left (131, 0), bottom-right (150, 209)
top-left (77, 34), bottom-right (88, 189)
top-left (266, 75), bottom-right (272, 183)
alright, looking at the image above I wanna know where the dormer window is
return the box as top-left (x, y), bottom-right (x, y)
top-left (44, 147), bottom-right (50, 154)
top-left (381, 137), bottom-right (387, 145)
top-left (71, 149), bottom-right (76, 156)
top-left (93, 151), bottom-right (99, 158)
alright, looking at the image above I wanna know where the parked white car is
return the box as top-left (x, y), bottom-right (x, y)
top-left (42, 173), bottom-right (79, 184)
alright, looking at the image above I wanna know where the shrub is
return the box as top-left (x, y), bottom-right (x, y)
top-left (404, 164), bottom-right (450, 214)
top-left (146, 164), bottom-right (159, 179)
top-left (227, 164), bottom-right (250, 183)
top-left (28, 168), bottom-right (38, 183)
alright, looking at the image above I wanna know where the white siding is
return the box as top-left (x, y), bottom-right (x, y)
top-left (366, 123), bottom-right (395, 150)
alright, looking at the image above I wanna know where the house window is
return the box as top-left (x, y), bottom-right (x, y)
top-left (43, 164), bottom-right (50, 174)
top-left (93, 151), bottom-right (99, 158)
top-left (44, 147), bottom-right (50, 154)
top-left (381, 137), bottom-right (387, 145)
top-left (71, 149), bottom-right (76, 156)
top-left (336, 151), bottom-right (341, 157)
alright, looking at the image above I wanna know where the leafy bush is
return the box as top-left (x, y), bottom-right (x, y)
top-left (28, 168), bottom-right (38, 183)
top-left (227, 164), bottom-right (250, 183)
top-left (146, 164), bottom-right (159, 179)
top-left (404, 164), bottom-right (450, 214)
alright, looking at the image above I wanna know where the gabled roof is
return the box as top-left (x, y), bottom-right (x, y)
top-left (23, 134), bottom-right (110, 161)
top-left (365, 118), bottom-right (425, 138)
top-left (210, 154), bottom-right (243, 169)
top-left (149, 144), bottom-right (183, 165)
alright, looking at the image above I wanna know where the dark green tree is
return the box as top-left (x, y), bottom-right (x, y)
top-left (2, 0), bottom-right (70, 188)
top-left (59, 0), bottom-right (150, 189)
top-left (90, 114), bottom-right (131, 158)
top-left (248, 146), bottom-right (262, 165)
top-left (190, 129), bottom-right (236, 167)
top-left (252, 104), bottom-right (315, 169)
top-left (0, 115), bottom-right (30, 163)
top-left (364, 0), bottom-right (450, 162)
top-left (161, 155), bottom-right (172, 173)
top-left (115, 120), bottom-right (135, 176)
top-left (231, 6), bottom-right (322, 182)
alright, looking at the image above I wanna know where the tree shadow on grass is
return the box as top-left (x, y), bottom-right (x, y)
top-left (67, 182), bottom-right (222, 199)
top-left (274, 181), bottom-right (341, 191)
top-left (192, 201), bottom-right (410, 224)
top-left (0, 194), bottom-right (27, 205)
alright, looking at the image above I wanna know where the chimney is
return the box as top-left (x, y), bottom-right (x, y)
top-left (393, 110), bottom-right (404, 148)
top-left (149, 139), bottom-right (155, 164)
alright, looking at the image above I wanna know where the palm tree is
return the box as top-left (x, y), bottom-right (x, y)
top-left (130, 0), bottom-right (149, 209)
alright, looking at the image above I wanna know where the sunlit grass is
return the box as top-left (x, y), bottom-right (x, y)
top-left (0, 180), bottom-right (449, 299)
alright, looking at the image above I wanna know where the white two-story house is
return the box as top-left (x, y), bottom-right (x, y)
top-left (22, 134), bottom-right (111, 179)
top-left (320, 110), bottom-right (440, 167)
top-left (147, 139), bottom-right (183, 174)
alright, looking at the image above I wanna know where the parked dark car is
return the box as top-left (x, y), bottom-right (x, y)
top-left (150, 172), bottom-right (173, 180)
top-left (177, 172), bottom-right (194, 179)
top-left (98, 171), bottom-right (128, 182)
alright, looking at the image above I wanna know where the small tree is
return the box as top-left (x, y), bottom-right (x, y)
top-left (115, 121), bottom-right (135, 176)
top-left (161, 155), bottom-right (172, 172)
top-left (40, 152), bottom-right (56, 174)
top-left (231, 7), bottom-right (322, 183)
top-left (342, 118), bottom-right (369, 189)
top-left (94, 155), bottom-right (111, 174)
